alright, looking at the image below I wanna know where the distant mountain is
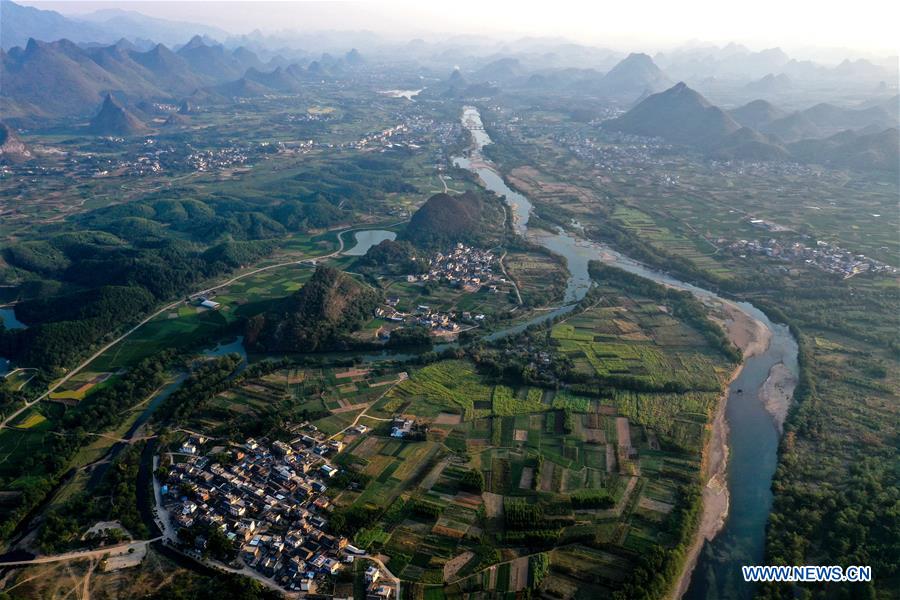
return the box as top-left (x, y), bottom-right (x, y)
top-left (0, 0), bottom-right (227, 50)
top-left (729, 99), bottom-right (897, 141)
top-left (729, 99), bottom-right (787, 129)
top-left (603, 82), bottom-right (740, 148)
top-left (599, 53), bottom-right (671, 97)
top-left (832, 58), bottom-right (892, 81)
top-left (73, 7), bottom-right (228, 47)
top-left (744, 73), bottom-right (792, 94)
top-left (245, 265), bottom-right (382, 352)
top-left (0, 0), bottom-right (109, 49)
top-left (424, 68), bottom-right (498, 100)
top-left (713, 127), bottom-right (790, 161)
top-left (760, 111), bottom-right (822, 142)
top-left (604, 81), bottom-right (896, 172)
top-left (1, 38), bottom-right (132, 119)
top-left (801, 102), bottom-right (896, 134)
top-left (655, 44), bottom-right (790, 80)
top-left (0, 37), bottom-right (275, 121)
top-left (0, 121), bottom-right (31, 161)
top-left (857, 94), bottom-right (899, 120)
top-left (472, 57), bottom-right (524, 83)
top-left (211, 77), bottom-right (271, 98)
top-left (244, 66), bottom-right (302, 92)
top-left (401, 191), bottom-right (507, 248)
top-left (344, 48), bottom-right (364, 66)
top-left (128, 43), bottom-right (207, 95)
top-left (789, 128), bottom-right (899, 173)
top-left (176, 35), bottom-right (251, 81)
top-left (88, 93), bottom-right (147, 135)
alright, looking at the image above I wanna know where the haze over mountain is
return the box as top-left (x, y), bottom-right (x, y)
top-left (604, 82), bottom-right (899, 170)
top-left (729, 99), bottom-right (787, 129)
top-left (0, 0), bottom-right (227, 49)
top-left (0, 35), bottom-right (324, 121)
top-left (598, 53), bottom-right (672, 97)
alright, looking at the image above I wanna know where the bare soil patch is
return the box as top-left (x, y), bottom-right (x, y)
top-left (518, 466), bottom-right (534, 489)
top-left (433, 412), bottom-right (463, 425)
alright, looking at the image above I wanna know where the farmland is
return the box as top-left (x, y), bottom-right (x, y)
top-left (321, 277), bottom-right (734, 598)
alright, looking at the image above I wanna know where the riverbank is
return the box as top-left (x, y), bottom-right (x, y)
top-left (671, 303), bottom-right (771, 599)
top-left (760, 363), bottom-right (796, 434)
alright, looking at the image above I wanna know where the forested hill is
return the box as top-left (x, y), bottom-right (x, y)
top-left (244, 265), bottom-right (381, 352)
top-left (401, 190), bottom-right (508, 249)
top-left (0, 195), bottom-right (346, 371)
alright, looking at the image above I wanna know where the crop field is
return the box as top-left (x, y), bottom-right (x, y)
top-left (503, 250), bottom-right (568, 305)
top-left (551, 304), bottom-right (727, 390)
top-left (612, 206), bottom-right (728, 277)
top-left (303, 264), bottom-right (730, 597)
top-left (0, 404), bottom-right (63, 481)
top-left (376, 361), bottom-right (493, 421)
top-left (48, 371), bottom-right (112, 402)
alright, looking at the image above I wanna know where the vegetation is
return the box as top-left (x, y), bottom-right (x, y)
top-left (401, 191), bottom-right (507, 249)
top-left (245, 265), bottom-right (382, 352)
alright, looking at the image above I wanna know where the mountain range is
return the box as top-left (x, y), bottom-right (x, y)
top-left (0, 0), bottom-right (228, 49)
top-left (604, 82), bottom-right (899, 172)
top-left (0, 35), bottom-right (341, 122)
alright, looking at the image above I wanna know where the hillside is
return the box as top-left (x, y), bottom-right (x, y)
top-left (401, 191), bottom-right (507, 249)
top-left (0, 36), bottom-right (265, 120)
top-left (88, 93), bottom-right (147, 135)
top-left (729, 99), bottom-right (787, 129)
top-left (789, 127), bottom-right (899, 173)
top-left (245, 266), bottom-right (382, 352)
top-left (602, 82), bottom-right (740, 148)
top-left (713, 127), bottom-right (790, 160)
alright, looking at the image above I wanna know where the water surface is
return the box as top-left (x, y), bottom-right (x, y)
top-left (343, 230), bottom-right (397, 256)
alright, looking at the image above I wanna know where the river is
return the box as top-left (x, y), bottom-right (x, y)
top-left (454, 105), bottom-right (798, 599)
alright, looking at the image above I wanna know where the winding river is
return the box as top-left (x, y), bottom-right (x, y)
top-left (454, 106), bottom-right (799, 598)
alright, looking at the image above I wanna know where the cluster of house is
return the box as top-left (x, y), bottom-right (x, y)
top-left (161, 431), bottom-right (392, 595)
top-left (349, 124), bottom-right (410, 150)
top-left (409, 243), bottom-right (500, 292)
top-left (554, 128), bottom-right (675, 173)
top-left (375, 299), bottom-right (488, 341)
top-left (724, 237), bottom-right (897, 278)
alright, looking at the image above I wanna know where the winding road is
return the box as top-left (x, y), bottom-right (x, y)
top-left (0, 221), bottom-right (406, 430)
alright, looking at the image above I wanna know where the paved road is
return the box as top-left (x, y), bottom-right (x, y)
top-left (0, 221), bottom-right (406, 430)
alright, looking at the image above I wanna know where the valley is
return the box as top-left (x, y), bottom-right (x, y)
top-left (0, 3), bottom-right (897, 600)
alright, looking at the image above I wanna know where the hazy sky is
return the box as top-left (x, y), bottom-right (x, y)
top-left (19, 0), bottom-right (900, 56)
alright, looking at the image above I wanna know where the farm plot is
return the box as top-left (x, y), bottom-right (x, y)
top-left (377, 361), bottom-right (492, 421)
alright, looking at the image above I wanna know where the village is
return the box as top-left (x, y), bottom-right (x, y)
top-left (158, 428), bottom-right (396, 598)
top-left (723, 236), bottom-right (897, 278)
top-left (375, 243), bottom-right (504, 338)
